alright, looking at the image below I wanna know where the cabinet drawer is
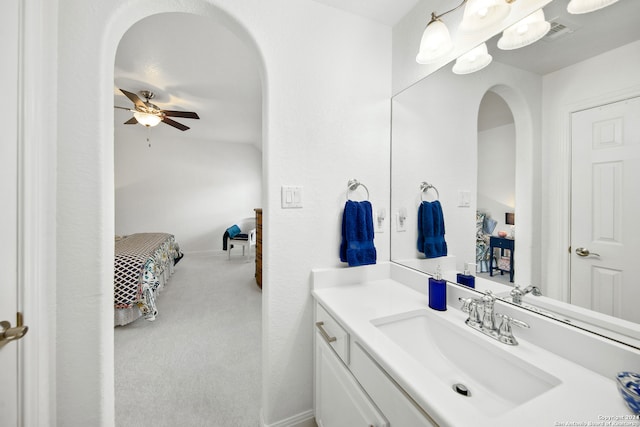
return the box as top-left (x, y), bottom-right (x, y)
top-left (350, 342), bottom-right (438, 427)
top-left (316, 303), bottom-right (350, 365)
top-left (490, 236), bottom-right (514, 250)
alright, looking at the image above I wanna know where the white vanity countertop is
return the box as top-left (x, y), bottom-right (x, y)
top-left (312, 265), bottom-right (639, 427)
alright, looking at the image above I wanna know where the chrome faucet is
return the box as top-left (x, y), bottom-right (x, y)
top-left (459, 290), bottom-right (529, 345)
top-left (481, 290), bottom-right (497, 331)
top-left (510, 284), bottom-right (542, 304)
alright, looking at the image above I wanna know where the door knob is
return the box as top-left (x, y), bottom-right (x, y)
top-left (0, 313), bottom-right (28, 350)
top-left (575, 247), bottom-right (600, 257)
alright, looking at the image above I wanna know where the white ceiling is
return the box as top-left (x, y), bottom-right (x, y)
top-left (487, 0), bottom-right (640, 75)
top-left (114, 12), bottom-right (262, 146)
top-left (114, 1), bottom-right (640, 145)
top-left (310, 0), bottom-right (420, 26)
top-left (113, 2), bottom-right (420, 146)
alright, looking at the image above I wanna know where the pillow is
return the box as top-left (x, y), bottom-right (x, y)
top-left (226, 224), bottom-right (241, 238)
top-left (484, 217), bottom-right (497, 235)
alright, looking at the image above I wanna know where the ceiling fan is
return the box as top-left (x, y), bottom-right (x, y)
top-left (115, 89), bottom-right (200, 131)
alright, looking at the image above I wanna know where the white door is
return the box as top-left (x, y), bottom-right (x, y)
top-left (0, 1), bottom-right (21, 424)
top-left (571, 96), bottom-right (640, 323)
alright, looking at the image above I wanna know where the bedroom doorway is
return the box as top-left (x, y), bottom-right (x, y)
top-left (113, 10), bottom-right (264, 425)
top-left (476, 90), bottom-right (516, 285)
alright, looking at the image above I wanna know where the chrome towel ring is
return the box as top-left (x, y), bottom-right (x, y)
top-left (420, 181), bottom-right (440, 201)
top-left (347, 179), bottom-right (370, 201)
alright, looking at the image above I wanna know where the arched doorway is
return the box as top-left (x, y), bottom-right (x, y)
top-left (56, 1), bottom-right (267, 423)
top-left (476, 90), bottom-right (516, 283)
top-left (112, 10), bottom-right (264, 424)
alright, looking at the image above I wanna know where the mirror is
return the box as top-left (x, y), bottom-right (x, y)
top-left (391, 0), bottom-right (640, 349)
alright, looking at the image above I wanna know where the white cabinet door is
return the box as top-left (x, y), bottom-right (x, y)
top-left (315, 331), bottom-right (388, 427)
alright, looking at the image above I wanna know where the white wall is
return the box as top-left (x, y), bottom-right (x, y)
top-left (114, 133), bottom-right (262, 253)
top-left (477, 123), bottom-right (516, 236)
top-left (55, 0), bottom-right (391, 425)
top-left (541, 40), bottom-right (640, 301)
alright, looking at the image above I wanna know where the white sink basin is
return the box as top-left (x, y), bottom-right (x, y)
top-left (371, 309), bottom-right (561, 417)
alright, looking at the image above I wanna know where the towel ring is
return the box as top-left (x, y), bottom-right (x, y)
top-left (346, 179), bottom-right (370, 201)
top-left (420, 181), bottom-right (440, 201)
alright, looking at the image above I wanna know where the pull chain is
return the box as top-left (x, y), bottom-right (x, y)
top-left (146, 125), bottom-right (151, 147)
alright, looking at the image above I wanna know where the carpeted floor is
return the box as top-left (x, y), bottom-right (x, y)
top-left (115, 252), bottom-right (262, 427)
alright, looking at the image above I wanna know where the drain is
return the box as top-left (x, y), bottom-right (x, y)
top-left (452, 383), bottom-right (471, 397)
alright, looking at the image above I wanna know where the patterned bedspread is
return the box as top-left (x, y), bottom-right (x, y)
top-left (114, 233), bottom-right (179, 323)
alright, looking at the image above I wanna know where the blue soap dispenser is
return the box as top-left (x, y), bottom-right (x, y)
top-left (456, 263), bottom-right (476, 289)
top-left (428, 265), bottom-right (447, 311)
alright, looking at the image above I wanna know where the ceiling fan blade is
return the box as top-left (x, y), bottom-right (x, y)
top-left (119, 88), bottom-right (146, 109)
top-left (115, 105), bottom-right (134, 111)
top-left (162, 117), bottom-right (190, 131)
top-left (162, 110), bottom-right (200, 120)
top-left (124, 117), bottom-right (138, 125)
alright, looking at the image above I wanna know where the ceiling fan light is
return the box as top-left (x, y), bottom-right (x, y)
top-left (416, 18), bottom-right (454, 64)
top-left (134, 111), bottom-right (162, 127)
top-left (497, 9), bottom-right (551, 50)
top-left (452, 43), bottom-right (493, 74)
top-left (460, 0), bottom-right (510, 32)
top-left (567, 0), bottom-right (620, 14)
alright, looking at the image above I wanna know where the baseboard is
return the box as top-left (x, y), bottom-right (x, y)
top-left (260, 409), bottom-right (316, 427)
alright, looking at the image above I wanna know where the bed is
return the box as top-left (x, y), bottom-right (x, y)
top-left (114, 233), bottom-right (182, 326)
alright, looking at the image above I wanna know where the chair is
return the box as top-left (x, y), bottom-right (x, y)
top-left (227, 219), bottom-right (256, 261)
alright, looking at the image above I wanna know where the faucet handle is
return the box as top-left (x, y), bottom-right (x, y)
top-left (482, 290), bottom-right (496, 305)
top-left (496, 313), bottom-right (529, 345)
top-left (458, 297), bottom-right (482, 326)
top-left (510, 285), bottom-right (524, 304)
top-left (458, 297), bottom-right (473, 313)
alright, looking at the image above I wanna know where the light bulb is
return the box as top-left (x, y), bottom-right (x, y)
top-left (133, 111), bottom-right (162, 127)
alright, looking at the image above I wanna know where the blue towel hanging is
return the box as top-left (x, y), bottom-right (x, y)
top-left (417, 200), bottom-right (447, 258)
top-left (340, 200), bottom-right (377, 267)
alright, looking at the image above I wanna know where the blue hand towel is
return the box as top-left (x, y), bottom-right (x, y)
top-left (340, 200), bottom-right (377, 267)
top-left (417, 200), bottom-right (447, 258)
top-left (226, 224), bottom-right (241, 239)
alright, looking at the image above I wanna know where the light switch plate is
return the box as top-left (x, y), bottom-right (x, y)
top-left (458, 190), bottom-right (471, 207)
top-left (281, 185), bottom-right (303, 208)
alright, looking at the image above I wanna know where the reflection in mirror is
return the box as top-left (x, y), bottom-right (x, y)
top-left (476, 92), bottom-right (515, 282)
top-left (391, 0), bottom-right (640, 349)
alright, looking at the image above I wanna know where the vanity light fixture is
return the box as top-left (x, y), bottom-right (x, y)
top-left (416, 0), bottom-right (515, 65)
top-left (133, 111), bottom-right (162, 127)
top-left (497, 9), bottom-right (551, 50)
top-left (452, 43), bottom-right (493, 74)
top-left (416, 12), bottom-right (457, 64)
top-left (459, 0), bottom-right (512, 32)
top-left (567, 0), bottom-right (620, 14)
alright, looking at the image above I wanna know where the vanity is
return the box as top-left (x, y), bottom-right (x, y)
top-left (312, 262), bottom-right (640, 427)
